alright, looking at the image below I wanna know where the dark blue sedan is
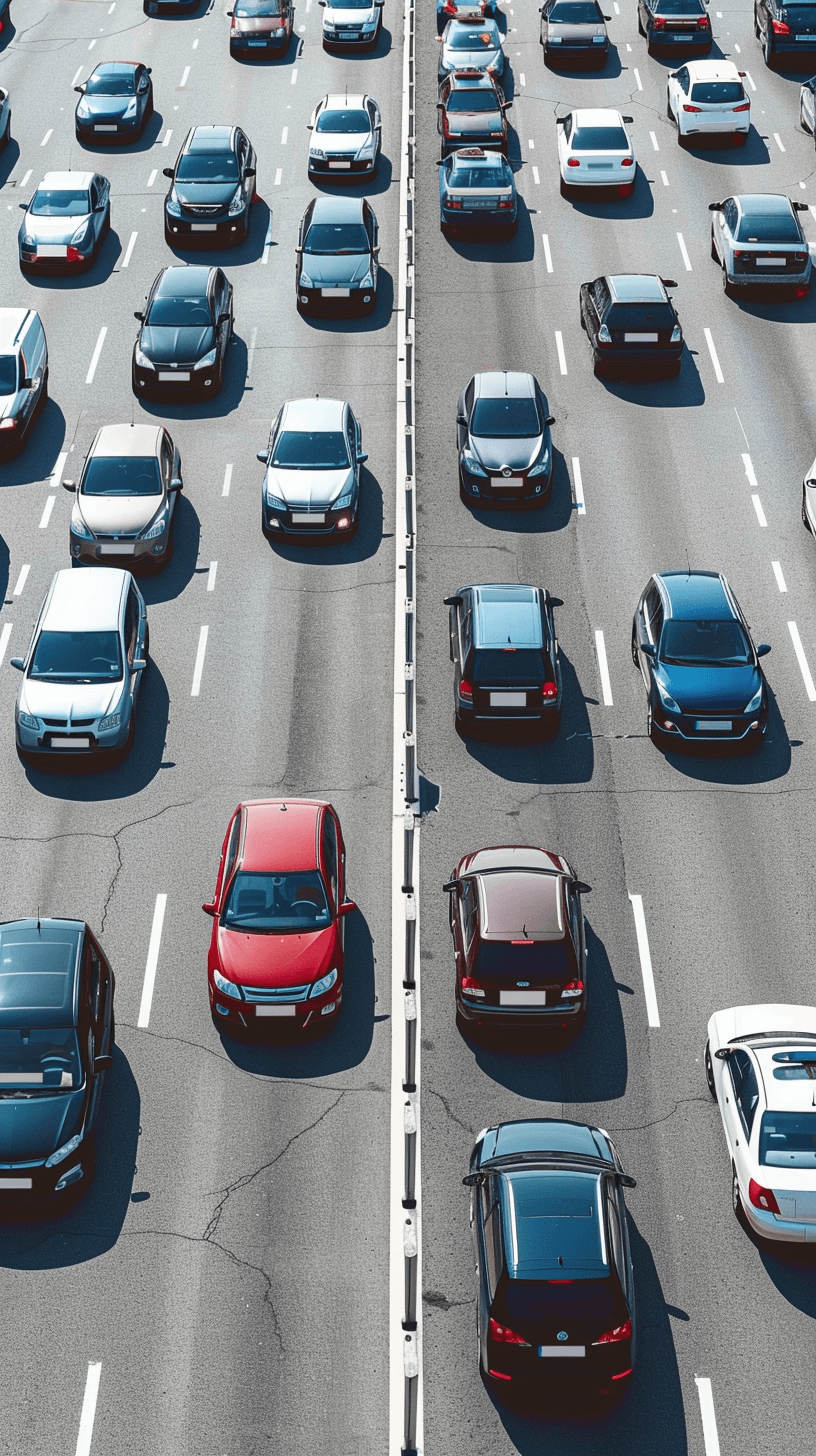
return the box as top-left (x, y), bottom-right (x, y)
top-left (75, 63), bottom-right (153, 142)
top-left (438, 146), bottom-right (517, 235)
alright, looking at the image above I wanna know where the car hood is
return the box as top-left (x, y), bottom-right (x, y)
top-left (216, 923), bottom-right (338, 989)
top-left (657, 662), bottom-right (760, 712)
top-left (325, 5), bottom-right (378, 19)
top-left (173, 182), bottom-right (239, 207)
top-left (233, 14), bottom-right (288, 28)
top-left (443, 45), bottom-right (501, 68)
top-left (76, 495), bottom-right (162, 535)
top-left (302, 251), bottom-right (371, 286)
top-left (21, 214), bottom-right (91, 244)
top-left (140, 326), bottom-right (213, 364)
top-left (0, 1090), bottom-right (84, 1162)
top-left (447, 111), bottom-right (503, 135)
top-left (472, 434), bottom-right (545, 471)
top-left (311, 131), bottom-right (370, 155)
top-left (20, 678), bottom-right (124, 720)
top-left (264, 465), bottom-right (353, 507)
top-left (548, 20), bottom-right (606, 35)
top-left (78, 96), bottom-right (134, 119)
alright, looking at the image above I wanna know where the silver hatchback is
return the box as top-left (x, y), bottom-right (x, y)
top-left (63, 423), bottom-right (183, 571)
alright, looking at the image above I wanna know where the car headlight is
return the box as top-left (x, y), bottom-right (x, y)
top-left (46, 1132), bottom-right (82, 1168)
top-left (71, 219), bottom-right (91, 246)
top-left (598, 323), bottom-right (612, 343)
top-left (358, 270), bottom-right (374, 289)
top-left (165, 189), bottom-right (183, 217)
top-left (213, 967), bottom-right (243, 1000)
top-left (71, 515), bottom-right (93, 540)
top-left (228, 186), bottom-right (245, 216)
top-left (356, 138), bottom-right (376, 158)
top-left (142, 508), bottom-right (169, 539)
top-left (670, 324), bottom-right (682, 343)
top-left (462, 449), bottom-right (487, 477)
top-left (334, 488), bottom-right (355, 510)
top-left (21, 232), bottom-right (36, 249)
top-left (18, 712), bottom-right (40, 732)
top-left (134, 347), bottom-right (155, 370)
top-left (194, 348), bottom-right (218, 370)
top-left (655, 679), bottom-right (680, 713)
top-left (309, 967), bottom-right (338, 998)
top-left (76, 102), bottom-right (91, 119)
top-left (123, 98), bottom-right (138, 118)
top-left (98, 711), bottom-right (122, 733)
top-left (529, 451), bottom-right (550, 477)
top-left (362, 18), bottom-right (377, 28)
top-left (299, 270), bottom-right (314, 288)
top-left (265, 488), bottom-right (287, 510)
top-left (310, 146), bottom-right (326, 159)
top-left (744, 685), bottom-right (764, 713)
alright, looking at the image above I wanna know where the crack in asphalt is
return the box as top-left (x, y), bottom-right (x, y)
top-left (423, 1289), bottom-right (472, 1313)
top-left (610, 1094), bottom-right (713, 1135)
top-left (426, 1085), bottom-right (479, 1138)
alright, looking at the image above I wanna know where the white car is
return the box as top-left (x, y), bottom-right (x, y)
top-left (0, 86), bottom-right (10, 149)
top-left (307, 94), bottom-right (382, 180)
top-left (800, 74), bottom-right (816, 135)
top-left (706, 1004), bottom-right (816, 1242)
top-left (667, 60), bottom-right (750, 144)
top-left (556, 108), bottom-right (635, 196)
top-left (319, 0), bottom-right (383, 49)
top-left (802, 452), bottom-right (816, 533)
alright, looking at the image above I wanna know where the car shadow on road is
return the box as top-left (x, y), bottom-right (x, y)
top-left (0, 532), bottom-right (9, 605)
top-left (464, 448), bottom-right (574, 534)
top-left (442, 197), bottom-right (535, 263)
top-left (137, 335), bottom-right (249, 422)
top-left (265, 465), bottom-right (384, 564)
top-left (76, 109), bottom-right (165, 156)
top-left (462, 652), bottom-right (595, 785)
top-left (338, 25), bottom-right (392, 59)
top-left (300, 270), bottom-right (394, 334)
top-left (138, 493), bottom-right (200, 605)
top-left (566, 168), bottom-right (654, 221)
top-left (546, 50), bottom-right (623, 80)
top-left (230, 34), bottom-right (299, 66)
top-left (0, 136), bottom-right (21, 186)
top-left (166, 197), bottom-right (271, 269)
top-left (595, 346), bottom-right (705, 407)
top-left (21, 229), bottom-right (123, 292)
top-left (0, 400), bottom-right (66, 489)
top-left (725, 284), bottom-right (816, 325)
top-left (661, 686), bottom-right (791, 783)
top-left (311, 153), bottom-right (394, 199)
top-left (679, 127), bottom-right (770, 166)
top-left (758, 1237), bottom-right (816, 1312)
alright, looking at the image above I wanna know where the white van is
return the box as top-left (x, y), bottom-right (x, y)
top-left (0, 308), bottom-right (48, 457)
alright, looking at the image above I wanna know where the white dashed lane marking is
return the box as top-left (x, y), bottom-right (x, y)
top-left (772, 561), bottom-right (787, 592)
top-left (703, 327), bottom-right (724, 383)
top-left (745, 70), bottom-right (756, 90)
top-left (191, 625), bottom-right (209, 696)
top-left (121, 231), bottom-right (137, 268)
top-left (0, 624), bottom-right (12, 665)
top-left (752, 494), bottom-right (767, 527)
top-left (742, 452), bottom-right (757, 487)
top-left (532, 165), bottom-right (540, 184)
top-left (162, 129), bottom-right (173, 146)
top-left (85, 327), bottom-right (107, 385)
top-left (541, 233), bottom-right (553, 272)
top-left (12, 565), bottom-right (29, 596)
top-left (695, 1379), bottom-right (721, 1456)
top-left (572, 456), bottom-right (585, 515)
top-left (179, 65), bottom-right (190, 88)
top-left (634, 67), bottom-right (642, 89)
top-left (40, 129), bottom-right (52, 146)
top-left (789, 622), bottom-right (816, 700)
top-left (74, 1362), bottom-right (102, 1456)
top-left (676, 232), bottom-right (692, 271)
top-left (650, 130), bottom-right (659, 150)
top-left (629, 894), bottom-right (660, 1028)
top-left (281, 126), bottom-right (288, 144)
top-left (222, 463), bottom-right (233, 496)
top-left (138, 894), bottom-right (168, 1028)
top-left (661, 170), bottom-right (669, 186)
top-left (594, 629), bottom-right (613, 705)
top-left (207, 561), bottom-right (217, 591)
top-left (554, 330), bottom-right (567, 375)
top-left (774, 131), bottom-right (785, 152)
top-left (50, 450), bottom-right (68, 488)
top-left (39, 497), bottom-right (55, 530)
top-left (148, 169), bottom-right (157, 186)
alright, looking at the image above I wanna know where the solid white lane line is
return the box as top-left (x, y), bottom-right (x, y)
top-left (85, 327), bottom-right (107, 385)
top-left (72, 66), bottom-right (83, 85)
top-left (39, 497), bottom-right (55, 530)
top-left (628, 894), bottom-right (660, 1028)
top-left (676, 232), bottom-right (692, 271)
top-left (162, 128), bottom-right (173, 146)
top-left (752, 494), bottom-right (767, 527)
top-left (40, 129), bottom-right (52, 147)
top-left (246, 325), bottom-right (257, 380)
top-left (613, 1), bottom-right (619, 10)
top-left (703, 327), bottom-right (723, 383)
top-left (594, 629), bottom-right (613, 705)
top-left (773, 131), bottom-right (785, 152)
top-left (222, 463), bottom-right (233, 497)
top-left (281, 126), bottom-right (288, 144)
top-left (21, 169), bottom-right (31, 188)
top-left (532, 165), bottom-right (540, 183)
top-left (554, 330), bottom-right (567, 375)
top-left (193, 36), bottom-right (199, 46)
top-left (572, 456), bottom-right (585, 515)
top-left (541, 233), bottom-right (553, 273)
top-left (274, 167), bottom-right (282, 186)
top-left (626, 40), bottom-right (631, 49)
top-left (108, 2), bottom-right (116, 11)
top-left (51, 450), bottom-right (68, 488)
top-left (661, 169), bottom-right (669, 186)
top-left (137, 895), bottom-right (167, 1028)
top-left (207, 561), bottom-right (217, 591)
top-left (0, 624), bottom-right (12, 666)
top-left (742, 451), bottom-right (757, 487)
top-left (744, 70), bottom-right (756, 90)
top-left (191, 625), bottom-right (208, 696)
top-left (291, 67), bottom-right (298, 83)
top-left (788, 621), bottom-right (816, 700)
top-left (74, 1362), bottom-right (102, 1456)
top-left (121, 231), bottom-right (137, 268)
top-left (772, 560), bottom-right (787, 592)
top-left (633, 67), bottom-right (642, 90)
top-left (147, 168), bottom-right (157, 186)
top-left (695, 1378), bottom-right (721, 1456)
top-left (12, 565), bottom-right (29, 596)
top-left (734, 40), bottom-right (740, 51)
top-left (179, 65), bottom-right (190, 87)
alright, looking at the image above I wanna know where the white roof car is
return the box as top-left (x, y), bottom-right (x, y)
top-left (556, 108), bottom-right (635, 196)
top-left (802, 451), bottom-right (816, 534)
top-left (306, 93), bottom-right (382, 178)
top-left (706, 1004), bottom-right (816, 1241)
top-left (258, 397), bottom-right (367, 540)
top-left (667, 60), bottom-right (750, 143)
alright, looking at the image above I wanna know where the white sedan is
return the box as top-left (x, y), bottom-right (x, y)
top-left (706, 1004), bottom-right (816, 1242)
top-left (667, 59), bottom-right (750, 144)
top-left (556, 108), bottom-right (635, 197)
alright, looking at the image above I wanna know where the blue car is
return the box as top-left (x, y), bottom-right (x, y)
top-left (632, 570), bottom-right (771, 751)
top-left (438, 146), bottom-right (517, 235)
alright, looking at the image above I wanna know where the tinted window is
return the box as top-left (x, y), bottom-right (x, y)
top-left (86, 71), bottom-right (135, 95)
top-left (735, 211), bottom-right (802, 243)
top-left (690, 81), bottom-right (744, 102)
top-left (0, 356), bottom-right (17, 394)
top-left (449, 164), bottom-right (510, 187)
top-left (271, 430), bottom-right (350, 468)
top-left (606, 303), bottom-right (676, 330)
top-left (504, 1277), bottom-right (621, 1327)
top-left (326, 0), bottom-right (372, 8)
top-left (448, 25), bottom-right (499, 45)
top-left (234, 0), bottom-right (283, 11)
top-left (221, 871), bottom-right (330, 932)
top-left (549, 0), bottom-right (603, 17)
top-left (82, 456), bottom-right (162, 497)
top-left (30, 189), bottom-right (90, 218)
top-left (146, 296), bottom-right (213, 327)
top-left (0, 1028), bottom-right (82, 1090)
top-left (660, 619), bottom-right (751, 665)
top-left (0, 935), bottom-right (75, 1014)
top-left (474, 940), bottom-right (575, 980)
top-left (471, 398), bottom-right (541, 438)
top-left (571, 127), bottom-right (629, 150)
top-left (473, 648), bottom-right (545, 685)
top-left (304, 223), bottom-right (369, 254)
top-left (30, 630), bottom-right (123, 682)
top-left (446, 91), bottom-right (500, 112)
top-left (759, 1111), bottom-right (816, 1167)
top-left (316, 109), bottom-right (371, 133)
top-left (176, 151), bottom-right (239, 182)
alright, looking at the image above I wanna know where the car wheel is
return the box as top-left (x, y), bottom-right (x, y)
top-left (647, 703), bottom-right (656, 742)
top-left (710, 230), bottom-right (719, 261)
top-left (704, 1042), bottom-right (716, 1097)
top-left (732, 1165), bottom-right (745, 1222)
top-left (754, 7), bottom-right (760, 35)
top-left (722, 270), bottom-right (733, 297)
top-left (1, 112), bottom-right (9, 148)
top-left (763, 28), bottom-right (774, 64)
top-left (666, 90), bottom-right (673, 120)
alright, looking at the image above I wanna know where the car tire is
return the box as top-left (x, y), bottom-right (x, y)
top-left (710, 230), bottom-right (719, 261)
top-left (704, 1041), bottom-right (716, 1097)
top-left (647, 703), bottom-right (656, 742)
top-left (637, 8), bottom-right (645, 33)
top-left (666, 90), bottom-right (673, 120)
top-left (1, 111), bottom-right (10, 149)
top-left (754, 7), bottom-right (761, 35)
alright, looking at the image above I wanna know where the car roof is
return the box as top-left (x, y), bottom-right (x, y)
top-left (473, 370), bottom-right (536, 401)
top-left (0, 918), bottom-right (84, 1029)
top-left (570, 107), bottom-right (625, 126)
top-left (499, 1168), bottom-right (608, 1278)
top-left (323, 93), bottom-right (367, 108)
top-left (470, 584), bottom-right (543, 649)
top-left (42, 567), bottom-right (128, 633)
top-left (280, 396), bottom-right (346, 430)
top-left (686, 58), bottom-right (742, 80)
top-left (459, 845), bottom-right (567, 877)
top-left (156, 265), bottom-right (212, 296)
top-left (0, 309), bottom-right (36, 351)
top-left (91, 423), bottom-right (163, 458)
top-left (480, 869), bottom-right (563, 941)
top-left (311, 194), bottom-right (365, 223)
top-left (187, 125), bottom-right (234, 150)
top-left (240, 799), bottom-right (325, 873)
top-left (657, 569), bottom-right (732, 620)
top-left (488, 1118), bottom-right (614, 1163)
top-left (450, 147), bottom-right (507, 167)
top-left (607, 274), bottom-right (668, 303)
top-left (735, 193), bottom-right (793, 216)
top-left (448, 69), bottom-right (497, 87)
top-left (40, 171), bottom-right (94, 190)
top-left (91, 61), bottom-right (140, 73)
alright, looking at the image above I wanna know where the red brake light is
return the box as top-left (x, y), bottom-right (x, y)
top-left (460, 975), bottom-right (485, 997)
top-left (488, 1318), bottom-right (530, 1346)
top-left (593, 1318), bottom-right (632, 1346)
top-left (621, 156), bottom-right (633, 166)
top-left (488, 1368), bottom-right (513, 1380)
top-left (612, 1368), bottom-right (633, 1381)
top-left (748, 1179), bottom-right (780, 1215)
top-left (459, 677), bottom-right (473, 697)
top-left (511, 939), bottom-right (534, 945)
top-left (447, 197), bottom-right (463, 209)
top-left (542, 681), bottom-right (558, 698)
top-left (444, 0), bottom-right (457, 11)
top-left (567, 158), bottom-right (580, 167)
top-left (696, 13), bottom-right (709, 23)
top-left (652, 15), bottom-right (665, 27)
top-left (683, 104), bottom-right (702, 113)
top-left (733, 102), bottom-right (750, 111)
top-left (442, 113), bottom-right (451, 136)
top-left (548, 1279), bottom-right (573, 1284)
top-left (794, 252), bottom-right (808, 262)
top-left (497, 198), bottom-right (514, 209)
top-left (0, 418), bottom-right (19, 431)
top-left (771, 17), bottom-right (790, 31)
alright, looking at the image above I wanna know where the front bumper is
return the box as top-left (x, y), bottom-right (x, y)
top-left (652, 701), bottom-right (768, 747)
top-left (165, 212), bottom-right (249, 245)
top-left (322, 26), bottom-right (379, 46)
top-left (17, 717), bottom-right (131, 761)
top-left (458, 995), bottom-right (584, 1026)
top-left (75, 115), bottom-right (142, 140)
top-left (19, 242), bottom-right (94, 271)
top-left (209, 981), bottom-right (344, 1030)
top-left (297, 283), bottom-right (376, 312)
top-left (308, 154), bottom-right (378, 177)
top-left (459, 462), bottom-right (551, 505)
top-left (70, 530), bottom-right (169, 568)
top-left (133, 360), bottom-right (219, 397)
top-left (263, 502), bottom-right (358, 538)
top-left (0, 1158), bottom-right (88, 1200)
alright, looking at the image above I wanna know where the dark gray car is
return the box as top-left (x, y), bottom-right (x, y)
top-left (540, 0), bottom-right (611, 65)
top-left (164, 125), bottom-right (256, 247)
top-left (295, 195), bottom-right (379, 314)
top-left (457, 371), bottom-right (555, 507)
top-left (709, 192), bottom-right (811, 297)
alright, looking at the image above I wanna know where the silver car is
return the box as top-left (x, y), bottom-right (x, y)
top-left (438, 18), bottom-right (505, 78)
top-left (11, 569), bottom-right (148, 766)
top-left (709, 192), bottom-right (812, 298)
top-left (258, 397), bottom-right (367, 540)
top-left (63, 423), bottom-right (182, 572)
top-left (0, 307), bottom-right (48, 458)
top-left (802, 453), bottom-right (816, 534)
top-left (307, 93), bottom-right (382, 179)
top-left (18, 170), bottom-right (111, 273)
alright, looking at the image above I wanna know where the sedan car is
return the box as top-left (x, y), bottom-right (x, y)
top-left (74, 62), bottom-right (153, 142)
top-left (667, 60), bottom-right (750, 144)
top-left (801, 451), bottom-right (816, 532)
top-left (437, 0), bottom-right (497, 30)
top-left (10, 568), bottom-right (148, 766)
top-left (258, 396), bottom-right (367, 539)
top-left (438, 69), bottom-right (511, 155)
top-left (580, 273), bottom-right (682, 378)
top-left (0, 307), bottom-right (48, 459)
top-left (295, 196), bottom-right (379, 314)
top-left (0, 917), bottom-right (114, 1202)
top-left (457, 370), bottom-right (555, 506)
top-left (557, 109), bottom-right (635, 197)
top-left (307, 94), bottom-right (382, 179)
top-left (204, 799), bottom-right (356, 1034)
top-left (710, 193), bottom-right (811, 298)
top-left (438, 18), bottom-right (505, 78)
top-left (632, 569), bottom-right (770, 750)
top-left (63, 423), bottom-right (182, 571)
top-left (319, 0), bottom-right (384, 48)
top-left (539, 0), bottom-right (611, 65)
top-left (227, 0), bottom-right (293, 55)
top-left (18, 171), bottom-right (110, 273)
top-left (438, 146), bottom-right (517, 234)
top-left (132, 265), bottom-right (234, 399)
top-left (0, 85), bottom-right (11, 149)
top-left (638, 0), bottom-right (712, 51)
top-left (445, 583), bottom-right (562, 736)
top-left (163, 125), bottom-right (256, 247)
top-left (755, 0), bottom-right (816, 65)
top-left (464, 1120), bottom-right (636, 1393)
top-left (444, 848), bottom-right (590, 1030)
top-left (706, 1004), bottom-right (816, 1241)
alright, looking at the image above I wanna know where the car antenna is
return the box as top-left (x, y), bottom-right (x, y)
top-left (280, 802), bottom-right (287, 811)
top-left (36, 907), bottom-right (41, 933)
top-left (522, 922), bottom-right (527, 937)
top-left (686, 550), bottom-right (691, 579)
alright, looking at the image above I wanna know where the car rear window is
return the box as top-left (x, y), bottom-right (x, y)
top-left (446, 91), bottom-right (500, 112)
top-left (606, 302), bottom-right (676, 330)
top-left (82, 457), bottom-right (162, 497)
top-left (504, 1277), bottom-right (621, 1326)
top-left (221, 871), bottom-right (330, 933)
top-left (449, 164), bottom-right (510, 187)
top-left (473, 648), bottom-right (545, 684)
top-left (571, 126), bottom-right (629, 150)
top-left (234, 0), bottom-right (283, 13)
top-left (0, 1027), bottom-right (82, 1090)
top-left (0, 355), bottom-right (17, 394)
top-left (778, 5), bottom-right (816, 24)
top-left (471, 397), bottom-right (541, 438)
top-left (660, 619), bottom-right (751, 665)
top-left (653, 0), bottom-right (705, 12)
top-left (86, 71), bottom-right (135, 95)
top-left (759, 1111), bottom-right (816, 1167)
top-left (316, 109), bottom-right (371, 133)
top-left (549, 0), bottom-right (604, 19)
top-left (735, 211), bottom-right (801, 242)
top-left (474, 940), bottom-right (574, 980)
top-left (304, 222), bottom-right (369, 254)
top-left (271, 429), bottom-right (350, 469)
top-left (690, 81), bottom-right (744, 102)
top-left (176, 152), bottom-right (239, 182)
top-left (29, 630), bottom-right (123, 682)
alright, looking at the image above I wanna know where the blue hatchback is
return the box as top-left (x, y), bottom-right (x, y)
top-left (438, 147), bottom-right (517, 235)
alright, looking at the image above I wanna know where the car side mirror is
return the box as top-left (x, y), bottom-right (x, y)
top-left (462, 1172), bottom-right (484, 1187)
top-left (22, 377), bottom-right (34, 390)
top-left (134, 310), bottom-right (144, 321)
top-left (18, 202), bottom-right (28, 210)
top-left (202, 902), bottom-right (216, 916)
top-left (338, 900), bottom-right (357, 916)
top-left (443, 595), bottom-right (462, 607)
top-left (435, 157), bottom-right (445, 165)
top-left (9, 657), bottom-right (24, 671)
top-left (307, 122), bottom-right (314, 129)
top-left (357, 451), bottom-right (369, 463)
top-left (256, 450), bottom-right (268, 463)
top-left (661, 278), bottom-right (678, 289)
top-left (93, 1055), bottom-right (114, 1073)
top-left (502, 101), bottom-right (513, 109)
top-left (547, 595), bottom-right (564, 608)
top-left (757, 643), bottom-right (771, 657)
top-left (443, 879), bottom-right (459, 893)
top-left (456, 412), bottom-right (467, 423)
top-left (131, 659), bottom-right (147, 672)
top-left (794, 200), bottom-right (810, 212)
top-left (245, 166), bottom-right (256, 177)
top-left (62, 479), bottom-right (77, 492)
top-left (617, 1173), bottom-right (637, 1188)
top-left (162, 166), bottom-right (174, 179)
top-left (372, 244), bottom-right (380, 255)
top-left (169, 477), bottom-right (183, 491)
top-left (622, 115), bottom-right (633, 123)
top-left (436, 102), bottom-right (444, 109)
top-left (545, 414), bottom-right (556, 426)
top-left (641, 643), bottom-right (656, 659)
top-left (715, 1046), bottom-right (731, 1060)
top-left (556, 116), bottom-right (566, 126)
top-left (218, 312), bottom-right (231, 325)
top-left (574, 880), bottom-right (592, 894)
top-left (75, 83), bottom-right (86, 93)
top-left (708, 202), bottom-right (723, 212)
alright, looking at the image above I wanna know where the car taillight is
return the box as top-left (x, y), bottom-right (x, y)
top-left (794, 252), bottom-right (808, 262)
top-left (697, 14), bottom-right (709, 24)
top-left (612, 1368), bottom-right (633, 1381)
top-left (542, 681), bottom-right (558, 698)
top-left (771, 17), bottom-right (790, 31)
top-left (66, 247), bottom-right (83, 263)
top-left (0, 418), bottom-right (18, 431)
top-left (442, 113), bottom-right (451, 136)
top-left (489, 1318), bottom-right (530, 1345)
top-left (459, 678), bottom-right (473, 697)
top-left (652, 15), bottom-right (665, 27)
top-left (748, 1179), bottom-right (780, 1214)
top-left (567, 157), bottom-right (580, 167)
top-left (733, 249), bottom-right (744, 258)
top-left (460, 975), bottom-right (485, 998)
top-left (446, 197), bottom-right (462, 209)
top-left (733, 102), bottom-right (750, 111)
top-left (444, 0), bottom-right (457, 11)
top-left (487, 65), bottom-right (499, 76)
top-left (560, 979), bottom-right (584, 999)
top-left (497, 198), bottom-right (514, 209)
top-left (683, 104), bottom-right (702, 113)
top-left (593, 1318), bottom-right (632, 1345)
top-left (621, 156), bottom-right (634, 166)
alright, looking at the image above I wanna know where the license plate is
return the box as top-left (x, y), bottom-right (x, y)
top-left (490, 691), bottom-right (526, 707)
top-left (248, 37), bottom-right (267, 43)
top-left (625, 332), bottom-right (658, 342)
top-left (255, 1004), bottom-right (296, 1017)
top-left (322, 287), bottom-right (350, 297)
top-left (99, 543), bottom-right (136, 555)
top-left (538, 1345), bottom-right (585, 1357)
top-left (95, 124), bottom-right (117, 132)
top-left (756, 257), bottom-right (784, 267)
top-left (467, 198), bottom-right (496, 208)
top-left (37, 245), bottom-right (67, 258)
top-left (500, 991), bottom-right (549, 1006)
top-left (159, 371), bottom-right (190, 381)
top-left (51, 736), bottom-right (91, 749)
top-left (291, 512), bottom-right (326, 524)
top-left (490, 476), bottom-right (523, 487)
top-left (588, 162), bottom-right (613, 169)
top-left (191, 223), bottom-right (218, 231)
top-left (0, 1178), bottom-right (32, 1190)
top-left (797, 32), bottom-right (814, 38)
top-left (329, 160), bottom-right (352, 169)
top-left (696, 720), bottom-right (731, 732)
top-left (339, 30), bottom-right (357, 37)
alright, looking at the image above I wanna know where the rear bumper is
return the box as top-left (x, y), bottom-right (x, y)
top-left (726, 264), bottom-right (811, 290)
top-left (441, 205), bottom-right (517, 229)
top-left (458, 996), bottom-right (584, 1026)
top-left (648, 29), bottom-right (711, 48)
top-left (741, 1199), bottom-right (816, 1243)
top-left (230, 30), bottom-right (290, 50)
top-left (486, 1340), bottom-right (632, 1387)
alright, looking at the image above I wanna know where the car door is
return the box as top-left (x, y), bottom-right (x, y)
top-left (539, 0), bottom-right (551, 42)
top-left (125, 583), bottom-right (147, 705)
top-left (457, 377), bottom-right (475, 453)
top-left (79, 934), bottom-right (105, 1132)
top-left (715, 197), bottom-right (736, 266)
top-left (363, 201), bottom-right (378, 282)
top-left (803, 78), bottom-right (816, 130)
top-left (544, 596), bottom-right (561, 697)
top-left (87, 927), bottom-right (114, 1047)
top-left (159, 433), bottom-right (176, 523)
top-left (669, 65), bottom-right (689, 117)
top-left (213, 270), bottom-right (230, 364)
top-left (723, 1049), bottom-right (760, 1188)
top-left (475, 1177), bottom-right (500, 1337)
top-left (566, 879), bottom-right (585, 975)
top-left (367, 97), bottom-right (381, 151)
top-left (215, 808), bottom-right (243, 910)
top-left (296, 201), bottom-right (313, 283)
top-left (557, 112), bottom-right (571, 168)
top-left (581, 278), bottom-right (603, 346)
top-left (320, 808), bottom-right (339, 918)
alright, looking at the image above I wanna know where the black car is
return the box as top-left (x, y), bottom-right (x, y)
top-left (539, 0), bottom-right (612, 65)
top-left (132, 265), bottom-right (234, 400)
top-left (464, 1120), bottom-right (636, 1396)
top-left (144, 0), bottom-right (197, 12)
top-left (0, 917), bottom-right (114, 1201)
top-left (632, 569), bottom-right (771, 750)
top-left (228, 0), bottom-right (294, 55)
top-left (457, 370), bottom-right (555, 507)
top-left (437, 69), bottom-right (511, 155)
top-left (74, 62), bottom-right (153, 143)
top-left (756, 0), bottom-right (816, 64)
top-left (295, 195), bottom-right (379, 314)
top-left (163, 125), bottom-right (256, 247)
top-left (580, 273), bottom-right (682, 378)
top-left (445, 583), bottom-right (562, 737)
top-left (638, 0), bottom-right (712, 50)
top-left (444, 847), bottom-right (590, 1030)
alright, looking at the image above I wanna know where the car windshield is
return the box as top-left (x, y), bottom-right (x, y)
top-left (735, 211), bottom-right (801, 243)
top-left (316, 108), bottom-right (371, 133)
top-left (473, 649), bottom-right (546, 685)
top-left (449, 164), bottom-right (509, 187)
top-left (235, 0), bottom-right (283, 12)
top-left (759, 1111), bottom-right (816, 1167)
top-left (446, 90), bottom-right (499, 112)
top-left (660, 619), bottom-right (752, 666)
top-left (549, 0), bottom-right (603, 18)
top-left (654, 0), bottom-right (705, 12)
top-left (571, 126), bottom-right (629, 151)
top-left (176, 152), bottom-right (240, 183)
top-left (30, 189), bottom-right (90, 218)
top-left (82, 457), bottom-right (163, 497)
top-left (0, 355), bottom-right (17, 394)
top-left (606, 302), bottom-right (676, 330)
top-left (86, 72), bottom-right (135, 95)
top-left (29, 630), bottom-right (123, 682)
top-left (271, 430), bottom-right (350, 468)
top-left (690, 81), bottom-right (744, 102)
top-left (471, 398), bottom-right (541, 438)
top-left (221, 871), bottom-right (330, 932)
top-left (146, 296), bottom-right (213, 327)
top-left (304, 222), bottom-right (369, 254)
top-left (448, 25), bottom-right (499, 46)
top-left (474, 940), bottom-right (574, 979)
top-left (0, 1028), bottom-right (82, 1094)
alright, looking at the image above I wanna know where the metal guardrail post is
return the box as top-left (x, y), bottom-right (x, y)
top-left (403, 1213), bottom-right (418, 1329)
top-left (403, 1096), bottom-right (417, 1208)
top-left (403, 986), bottom-right (417, 1092)
top-left (402, 1332), bottom-right (418, 1456)
top-left (404, 892), bottom-right (417, 985)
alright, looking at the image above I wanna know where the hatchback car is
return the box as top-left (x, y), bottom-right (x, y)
top-left (74, 62), bottom-right (153, 142)
top-left (204, 799), bottom-right (355, 1034)
top-left (638, 0), bottom-right (712, 49)
top-left (579, 274), bottom-right (682, 378)
top-left (756, 0), bottom-right (816, 65)
top-left (802, 451), bottom-right (816, 532)
top-left (444, 847), bottom-right (590, 1029)
top-left (632, 569), bottom-right (770, 749)
top-left (539, 0), bottom-right (611, 64)
top-left (307, 94), bottom-right (382, 179)
top-left (445, 583), bottom-right (562, 736)
top-left (710, 193), bottom-right (811, 298)
top-left (19, 171), bottom-right (110, 273)
top-left (132, 265), bottom-right (234, 398)
top-left (227, 0), bottom-right (293, 54)
top-left (295, 196), bottom-right (379, 314)
top-left (438, 18), bottom-right (505, 78)
top-left (319, 0), bottom-right (384, 47)
top-left (63, 423), bottom-right (182, 571)
top-left (464, 1120), bottom-right (636, 1394)
top-left (667, 60), bottom-right (750, 144)
top-left (438, 147), bottom-right (517, 234)
top-left (706, 1004), bottom-right (816, 1241)
top-left (438, 70), bottom-right (511, 155)
top-left (258, 397), bottom-right (367, 539)
top-left (0, 307), bottom-right (48, 459)
top-left (0, 917), bottom-right (114, 1201)
top-left (457, 371), bottom-right (555, 506)
top-left (11, 568), bottom-right (148, 766)
top-left (438, 0), bottom-right (498, 29)
top-left (557, 109), bottom-right (635, 197)
top-left (163, 126), bottom-right (256, 247)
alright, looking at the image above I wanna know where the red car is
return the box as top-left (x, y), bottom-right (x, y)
top-left (203, 799), bottom-right (354, 1033)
